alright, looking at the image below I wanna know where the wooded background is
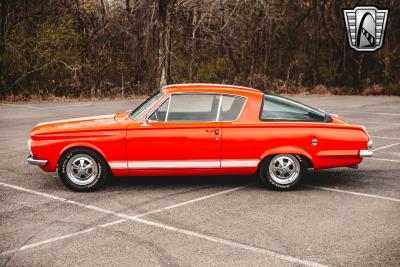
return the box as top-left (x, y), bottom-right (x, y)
top-left (0, 0), bottom-right (399, 100)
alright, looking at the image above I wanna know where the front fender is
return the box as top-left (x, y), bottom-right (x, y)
top-left (59, 142), bottom-right (107, 161)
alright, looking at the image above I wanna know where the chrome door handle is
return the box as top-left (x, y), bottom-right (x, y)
top-left (206, 129), bottom-right (220, 135)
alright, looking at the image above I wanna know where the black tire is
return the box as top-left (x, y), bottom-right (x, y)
top-left (258, 154), bottom-right (305, 190)
top-left (57, 148), bottom-right (109, 191)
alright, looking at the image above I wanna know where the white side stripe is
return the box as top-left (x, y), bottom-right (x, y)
top-left (109, 162), bottom-right (128, 169)
top-left (221, 160), bottom-right (259, 167)
top-left (109, 160), bottom-right (260, 169)
top-left (128, 160), bottom-right (220, 169)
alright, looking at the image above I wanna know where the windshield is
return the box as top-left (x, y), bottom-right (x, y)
top-left (131, 92), bottom-right (163, 121)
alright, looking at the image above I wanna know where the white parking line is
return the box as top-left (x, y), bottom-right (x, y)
top-left (308, 186), bottom-right (400, 202)
top-left (371, 136), bottom-right (400, 140)
top-left (133, 217), bottom-right (327, 267)
top-left (0, 182), bottom-right (326, 267)
top-left (0, 183), bottom-right (249, 255)
top-left (369, 158), bottom-right (400, 163)
top-left (372, 143), bottom-right (400, 152)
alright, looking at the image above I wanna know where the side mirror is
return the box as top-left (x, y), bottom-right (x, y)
top-left (141, 115), bottom-right (151, 126)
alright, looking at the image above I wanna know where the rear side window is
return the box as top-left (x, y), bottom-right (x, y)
top-left (260, 95), bottom-right (326, 122)
top-left (219, 95), bottom-right (246, 121)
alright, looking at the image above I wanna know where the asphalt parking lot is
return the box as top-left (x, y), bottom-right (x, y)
top-left (0, 95), bottom-right (399, 266)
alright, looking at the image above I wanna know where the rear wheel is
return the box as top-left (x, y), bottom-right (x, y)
top-left (259, 154), bottom-right (304, 190)
top-left (58, 148), bottom-right (109, 191)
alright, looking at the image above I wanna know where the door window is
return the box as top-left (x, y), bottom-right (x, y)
top-left (168, 94), bottom-right (220, 122)
top-left (149, 93), bottom-right (247, 122)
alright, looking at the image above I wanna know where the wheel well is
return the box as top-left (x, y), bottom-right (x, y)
top-left (258, 153), bottom-right (314, 170)
top-left (57, 146), bottom-right (111, 172)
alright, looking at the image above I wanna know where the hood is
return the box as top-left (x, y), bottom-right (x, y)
top-left (31, 114), bottom-right (123, 135)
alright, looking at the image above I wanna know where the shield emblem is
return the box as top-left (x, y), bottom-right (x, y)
top-left (343, 6), bottom-right (389, 52)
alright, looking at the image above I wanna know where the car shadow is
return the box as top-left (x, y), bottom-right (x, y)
top-left (103, 168), bottom-right (368, 192)
top-left (105, 174), bottom-right (257, 191)
top-left (299, 168), bottom-right (377, 191)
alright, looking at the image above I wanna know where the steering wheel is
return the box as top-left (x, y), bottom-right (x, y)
top-left (152, 110), bottom-right (160, 121)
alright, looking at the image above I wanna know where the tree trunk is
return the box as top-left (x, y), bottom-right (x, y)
top-left (158, 0), bottom-right (172, 88)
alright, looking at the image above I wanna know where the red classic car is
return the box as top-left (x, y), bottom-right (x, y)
top-left (28, 84), bottom-right (373, 191)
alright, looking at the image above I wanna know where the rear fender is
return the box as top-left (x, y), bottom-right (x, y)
top-left (259, 146), bottom-right (314, 167)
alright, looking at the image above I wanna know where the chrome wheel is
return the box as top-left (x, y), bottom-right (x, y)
top-left (268, 154), bottom-right (300, 185)
top-left (66, 154), bottom-right (98, 186)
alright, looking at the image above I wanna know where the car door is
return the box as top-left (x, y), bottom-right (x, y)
top-left (216, 95), bottom-right (260, 174)
top-left (126, 93), bottom-right (222, 175)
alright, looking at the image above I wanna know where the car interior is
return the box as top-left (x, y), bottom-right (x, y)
top-left (149, 94), bottom-right (246, 122)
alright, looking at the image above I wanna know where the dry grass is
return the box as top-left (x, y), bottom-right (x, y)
top-left (0, 94), bottom-right (147, 104)
top-left (1, 83), bottom-right (399, 103)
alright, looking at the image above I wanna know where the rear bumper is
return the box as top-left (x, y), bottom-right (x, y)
top-left (359, 150), bottom-right (373, 158)
top-left (27, 155), bottom-right (48, 166)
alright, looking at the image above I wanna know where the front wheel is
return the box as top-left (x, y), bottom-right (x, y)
top-left (58, 148), bottom-right (109, 191)
top-left (258, 154), bottom-right (304, 190)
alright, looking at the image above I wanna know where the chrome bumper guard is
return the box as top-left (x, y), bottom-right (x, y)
top-left (27, 155), bottom-right (48, 166)
top-left (359, 150), bottom-right (373, 158)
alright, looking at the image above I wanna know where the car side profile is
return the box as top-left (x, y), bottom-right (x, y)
top-left (28, 83), bottom-right (373, 191)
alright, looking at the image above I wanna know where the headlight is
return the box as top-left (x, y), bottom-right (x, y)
top-left (368, 139), bottom-right (373, 150)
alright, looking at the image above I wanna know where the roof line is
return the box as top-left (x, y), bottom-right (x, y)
top-left (162, 83), bottom-right (261, 92)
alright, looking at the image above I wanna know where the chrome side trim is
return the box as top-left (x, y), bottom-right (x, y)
top-left (27, 155), bottom-right (48, 166)
top-left (108, 159), bottom-right (260, 169)
top-left (360, 150), bottom-right (373, 158)
top-left (165, 96), bottom-right (172, 122)
top-left (216, 95), bottom-right (223, 122)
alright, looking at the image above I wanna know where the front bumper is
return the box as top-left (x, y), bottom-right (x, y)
top-left (360, 150), bottom-right (373, 158)
top-left (27, 155), bottom-right (48, 166)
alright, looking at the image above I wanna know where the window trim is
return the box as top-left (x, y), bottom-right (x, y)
top-left (146, 92), bottom-right (247, 123)
top-left (148, 96), bottom-right (170, 122)
top-left (258, 94), bottom-right (331, 123)
top-left (130, 92), bottom-right (163, 121)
